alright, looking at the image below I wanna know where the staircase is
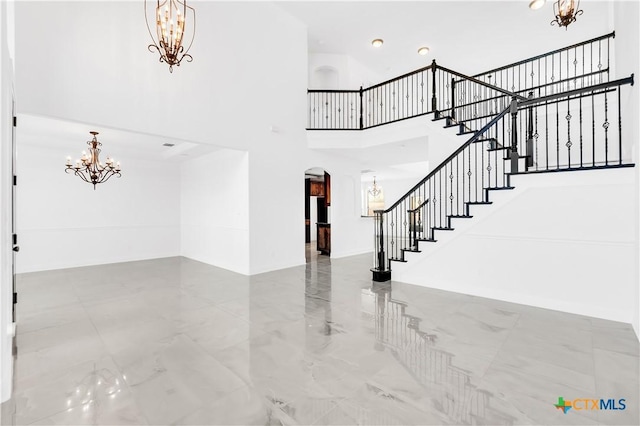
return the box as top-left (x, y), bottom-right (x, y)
top-left (367, 34), bottom-right (635, 281)
top-left (306, 32), bottom-right (635, 282)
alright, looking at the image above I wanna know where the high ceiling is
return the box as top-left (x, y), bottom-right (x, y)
top-left (279, 0), bottom-right (612, 82)
top-left (13, 0), bottom-right (615, 180)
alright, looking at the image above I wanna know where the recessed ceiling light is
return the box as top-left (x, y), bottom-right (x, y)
top-left (529, 0), bottom-right (546, 10)
top-left (371, 38), bottom-right (384, 48)
top-left (417, 46), bottom-right (430, 56)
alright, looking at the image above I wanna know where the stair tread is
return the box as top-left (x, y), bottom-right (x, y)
top-left (486, 186), bottom-right (515, 190)
top-left (487, 146), bottom-right (509, 152)
top-left (466, 201), bottom-right (492, 205)
top-left (416, 238), bottom-right (437, 242)
top-left (401, 248), bottom-right (421, 253)
top-left (432, 227), bottom-right (455, 231)
top-left (448, 215), bottom-right (473, 218)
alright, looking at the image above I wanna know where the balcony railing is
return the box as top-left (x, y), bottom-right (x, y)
top-left (307, 32), bottom-right (615, 132)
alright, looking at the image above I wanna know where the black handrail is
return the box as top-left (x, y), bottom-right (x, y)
top-left (438, 65), bottom-right (527, 101)
top-left (366, 63), bottom-right (434, 91)
top-left (470, 32), bottom-right (615, 79)
top-left (518, 75), bottom-right (634, 108)
top-left (380, 105), bottom-right (512, 213)
top-left (407, 198), bottom-right (430, 214)
top-left (307, 89), bottom-right (360, 93)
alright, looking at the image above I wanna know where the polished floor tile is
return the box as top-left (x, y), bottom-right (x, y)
top-left (1, 248), bottom-right (638, 425)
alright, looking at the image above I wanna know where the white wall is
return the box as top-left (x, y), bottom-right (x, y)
top-left (309, 53), bottom-right (382, 89)
top-left (310, 195), bottom-right (318, 242)
top-left (15, 143), bottom-right (180, 273)
top-left (13, 1), bottom-right (311, 276)
top-left (394, 168), bottom-right (636, 324)
top-left (613, 1), bottom-right (640, 339)
top-left (181, 149), bottom-right (249, 274)
top-left (0, 0), bottom-right (14, 404)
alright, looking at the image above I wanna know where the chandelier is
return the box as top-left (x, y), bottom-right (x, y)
top-left (145, 0), bottom-right (196, 72)
top-left (65, 132), bottom-right (122, 190)
top-left (551, 0), bottom-right (582, 29)
top-left (368, 176), bottom-right (382, 198)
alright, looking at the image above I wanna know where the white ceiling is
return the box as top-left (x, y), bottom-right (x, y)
top-left (279, 0), bottom-right (612, 81)
top-left (278, 0), bottom-right (613, 180)
top-left (15, 0), bottom-right (614, 178)
top-left (18, 114), bottom-right (220, 163)
top-left (322, 136), bottom-right (430, 181)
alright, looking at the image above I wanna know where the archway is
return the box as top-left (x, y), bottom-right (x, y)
top-left (304, 167), bottom-right (331, 262)
top-left (311, 66), bottom-right (339, 89)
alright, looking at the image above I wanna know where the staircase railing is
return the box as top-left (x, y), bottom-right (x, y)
top-left (308, 33), bottom-right (615, 132)
top-left (307, 60), bottom-right (520, 131)
top-left (466, 32), bottom-right (614, 98)
top-left (371, 75), bottom-right (634, 281)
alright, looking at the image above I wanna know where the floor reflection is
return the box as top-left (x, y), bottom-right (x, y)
top-left (0, 253), bottom-right (637, 425)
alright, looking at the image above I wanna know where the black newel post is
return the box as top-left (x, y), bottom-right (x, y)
top-left (510, 96), bottom-right (520, 173)
top-left (431, 59), bottom-right (438, 115)
top-left (371, 210), bottom-right (391, 282)
top-left (450, 77), bottom-right (456, 120)
top-left (526, 91), bottom-right (534, 170)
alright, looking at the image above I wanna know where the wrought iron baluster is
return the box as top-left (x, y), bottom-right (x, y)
top-left (566, 98), bottom-right (572, 168)
top-left (604, 91), bottom-right (609, 165)
top-left (618, 86), bottom-right (622, 165)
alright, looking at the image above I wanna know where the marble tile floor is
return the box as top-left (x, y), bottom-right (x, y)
top-left (1, 251), bottom-right (638, 425)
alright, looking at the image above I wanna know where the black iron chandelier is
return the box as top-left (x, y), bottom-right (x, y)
top-left (145, 0), bottom-right (196, 72)
top-left (551, 0), bottom-right (583, 29)
top-left (65, 132), bottom-right (122, 190)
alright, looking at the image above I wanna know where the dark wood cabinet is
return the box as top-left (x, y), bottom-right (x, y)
top-left (316, 223), bottom-right (331, 255)
top-left (310, 181), bottom-right (324, 197)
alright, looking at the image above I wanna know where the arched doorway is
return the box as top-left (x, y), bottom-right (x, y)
top-left (311, 66), bottom-right (339, 89)
top-left (304, 167), bottom-right (331, 262)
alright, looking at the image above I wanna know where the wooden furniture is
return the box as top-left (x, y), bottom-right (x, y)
top-left (310, 181), bottom-right (325, 196)
top-left (316, 223), bottom-right (331, 255)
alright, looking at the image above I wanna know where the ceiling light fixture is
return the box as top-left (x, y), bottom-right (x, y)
top-left (65, 132), bottom-right (122, 190)
top-left (551, 0), bottom-right (582, 29)
top-left (529, 0), bottom-right (546, 10)
top-left (368, 176), bottom-right (382, 197)
top-left (417, 47), bottom-right (430, 56)
top-left (145, 0), bottom-right (196, 72)
top-left (371, 39), bottom-right (384, 48)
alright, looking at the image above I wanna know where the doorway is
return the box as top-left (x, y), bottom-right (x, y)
top-left (304, 168), bottom-right (331, 261)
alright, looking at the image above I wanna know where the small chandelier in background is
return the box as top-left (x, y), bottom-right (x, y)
top-left (65, 132), bottom-right (122, 190)
top-left (145, 0), bottom-right (196, 72)
top-left (551, 0), bottom-right (582, 29)
top-left (368, 176), bottom-right (382, 198)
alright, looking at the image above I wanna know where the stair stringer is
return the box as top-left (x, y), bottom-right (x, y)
top-left (392, 167), bottom-right (636, 323)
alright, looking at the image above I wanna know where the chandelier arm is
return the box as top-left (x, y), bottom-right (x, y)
top-left (181, 2), bottom-right (196, 59)
top-left (144, 0), bottom-right (160, 52)
top-left (74, 170), bottom-right (92, 184)
top-left (96, 171), bottom-right (118, 184)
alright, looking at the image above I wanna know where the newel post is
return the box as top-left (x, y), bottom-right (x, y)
top-left (431, 59), bottom-right (438, 114)
top-left (510, 96), bottom-right (520, 173)
top-left (371, 210), bottom-right (391, 282)
top-left (526, 91), bottom-right (534, 170)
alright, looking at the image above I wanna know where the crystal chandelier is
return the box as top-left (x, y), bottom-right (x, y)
top-left (145, 0), bottom-right (196, 72)
top-left (65, 132), bottom-right (122, 190)
top-left (551, 0), bottom-right (582, 29)
top-left (368, 176), bottom-right (382, 197)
